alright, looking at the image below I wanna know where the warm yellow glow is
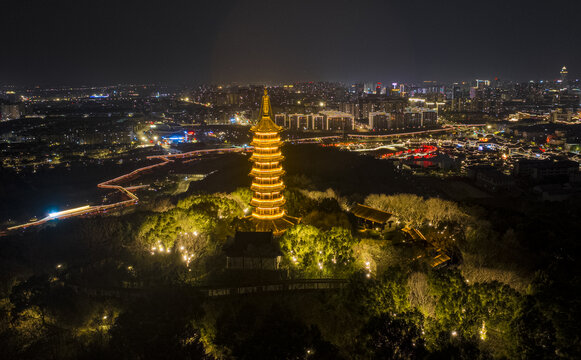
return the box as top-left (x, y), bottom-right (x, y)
top-left (48, 205), bottom-right (91, 217)
top-left (256, 205), bottom-right (279, 210)
top-left (252, 182), bottom-right (284, 188)
top-left (253, 137), bottom-right (281, 142)
top-left (480, 321), bottom-right (487, 341)
top-left (251, 196), bottom-right (285, 203)
top-left (252, 211), bottom-right (285, 220)
top-left (248, 89), bottom-right (289, 223)
top-left (251, 168), bottom-right (283, 173)
top-left (257, 132), bottom-right (278, 136)
top-left (252, 152), bottom-right (282, 157)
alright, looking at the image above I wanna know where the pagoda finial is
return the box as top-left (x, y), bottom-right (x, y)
top-left (261, 88), bottom-right (272, 118)
top-left (252, 87), bottom-right (281, 133)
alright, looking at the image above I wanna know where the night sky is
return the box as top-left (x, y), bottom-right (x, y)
top-left (2, 0), bottom-right (580, 85)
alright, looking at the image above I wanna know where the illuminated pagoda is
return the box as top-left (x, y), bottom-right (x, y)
top-left (248, 89), bottom-right (299, 234)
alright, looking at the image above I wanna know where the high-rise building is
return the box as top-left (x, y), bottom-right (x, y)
top-left (368, 112), bottom-right (391, 130)
top-left (319, 110), bottom-right (354, 130)
top-left (475, 79), bottom-right (490, 88)
top-left (363, 82), bottom-right (376, 94)
top-left (287, 113), bottom-right (308, 130)
top-left (308, 114), bottom-right (325, 130)
top-left (404, 108), bottom-right (423, 128)
top-left (248, 89), bottom-right (299, 234)
top-left (360, 101), bottom-right (376, 120)
top-left (339, 102), bottom-right (360, 119)
top-left (560, 66), bottom-right (568, 83)
top-left (350, 83), bottom-right (364, 94)
top-left (274, 113), bottom-right (286, 127)
top-left (0, 103), bottom-right (22, 121)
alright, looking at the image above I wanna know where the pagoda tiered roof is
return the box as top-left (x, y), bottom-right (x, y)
top-left (247, 88), bottom-right (299, 235)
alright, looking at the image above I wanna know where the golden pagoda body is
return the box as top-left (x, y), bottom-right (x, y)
top-left (248, 89), bottom-right (299, 234)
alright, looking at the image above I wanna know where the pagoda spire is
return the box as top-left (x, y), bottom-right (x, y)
top-left (261, 88), bottom-right (273, 118)
top-left (252, 88), bottom-right (281, 133)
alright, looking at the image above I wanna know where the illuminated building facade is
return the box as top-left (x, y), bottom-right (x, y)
top-left (320, 110), bottom-right (354, 130)
top-left (248, 89), bottom-right (299, 234)
top-left (369, 111), bottom-right (391, 130)
top-left (560, 66), bottom-right (568, 83)
top-left (0, 103), bottom-right (22, 121)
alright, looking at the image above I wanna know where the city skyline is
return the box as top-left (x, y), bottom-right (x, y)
top-left (2, 0), bottom-right (580, 86)
top-left (0, 73), bottom-right (578, 87)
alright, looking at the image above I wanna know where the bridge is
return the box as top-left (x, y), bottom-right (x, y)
top-left (347, 124), bottom-right (485, 139)
top-left (288, 135), bottom-right (343, 144)
top-left (203, 278), bottom-right (348, 297)
top-left (66, 278), bottom-right (348, 299)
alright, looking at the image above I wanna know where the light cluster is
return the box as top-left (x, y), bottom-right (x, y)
top-left (149, 231), bottom-right (201, 268)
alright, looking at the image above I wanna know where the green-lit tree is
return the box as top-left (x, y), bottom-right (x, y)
top-left (280, 225), bottom-right (357, 276)
top-left (279, 224), bottom-right (323, 272)
top-left (346, 268), bottom-right (411, 317)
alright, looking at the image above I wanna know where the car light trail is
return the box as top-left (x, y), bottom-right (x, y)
top-left (48, 205), bottom-right (92, 218)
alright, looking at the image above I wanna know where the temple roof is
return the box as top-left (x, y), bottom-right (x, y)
top-left (351, 203), bottom-right (393, 224)
top-left (224, 231), bottom-right (281, 257)
top-left (254, 215), bottom-right (300, 234)
top-left (251, 89), bottom-right (283, 133)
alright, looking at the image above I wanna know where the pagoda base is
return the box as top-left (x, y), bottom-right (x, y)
top-left (246, 214), bottom-right (301, 236)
